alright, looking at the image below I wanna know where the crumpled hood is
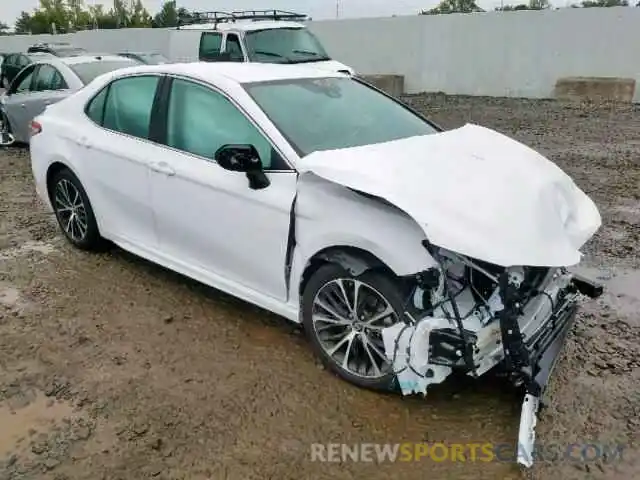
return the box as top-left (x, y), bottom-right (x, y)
top-left (296, 124), bottom-right (601, 267)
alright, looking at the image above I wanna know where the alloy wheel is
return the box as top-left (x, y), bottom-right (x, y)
top-left (312, 278), bottom-right (399, 379)
top-left (54, 179), bottom-right (88, 242)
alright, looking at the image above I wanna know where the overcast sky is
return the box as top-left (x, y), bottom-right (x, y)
top-left (4, 0), bottom-right (520, 27)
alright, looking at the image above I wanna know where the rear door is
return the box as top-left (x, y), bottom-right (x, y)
top-left (23, 64), bottom-right (72, 122)
top-left (76, 74), bottom-right (163, 250)
top-left (2, 65), bottom-right (37, 141)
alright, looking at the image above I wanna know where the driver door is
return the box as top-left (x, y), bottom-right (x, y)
top-left (149, 77), bottom-right (297, 301)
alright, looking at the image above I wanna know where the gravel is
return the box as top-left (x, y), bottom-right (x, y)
top-left (0, 94), bottom-right (638, 480)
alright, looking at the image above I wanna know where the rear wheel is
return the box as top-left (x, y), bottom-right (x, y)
top-left (50, 168), bottom-right (105, 251)
top-left (302, 263), bottom-right (406, 391)
top-left (0, 109), bottom-right (14, 146)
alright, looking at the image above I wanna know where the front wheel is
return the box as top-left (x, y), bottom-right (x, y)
top-left (50, 168), bottom-right (105, 251)
top-left (302, 263), bottom-right (406, 391)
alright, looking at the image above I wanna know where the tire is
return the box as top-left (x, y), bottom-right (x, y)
top-left (302, 263), bottom-right (406, 391)
top-left (50, 168), bottom-right (105, 251)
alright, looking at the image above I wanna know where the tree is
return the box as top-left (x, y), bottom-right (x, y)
top-left (495, 4), bottom-right (533, 9)
top-left (421, 0), bottom-right (484, 14)
top-left (528, 0), bottom-right (551, 9)
top-left (14, 12), bottom-right (33, 34)
top-left (13, 0), bottom-right (181, 32)
top-left (581, 0), bottom-right (628, 6)
top-left (68, 0), bottom-right (93, 31)
top-left (129, 0), bottom-right (153, 27)
top-left (0, 22), bottom-right (9, 35)
top-left (153, 0), bottom-right (179, 27)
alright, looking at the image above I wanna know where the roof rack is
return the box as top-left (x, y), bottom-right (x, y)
top-left (177, 9), bottom-right (308, 27)
top-left (232, 10), bottom-right (308, 21)
top-left (177, 11), bottom-right (235, 27)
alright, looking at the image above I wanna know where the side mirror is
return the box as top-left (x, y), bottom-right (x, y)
top-left (214, 144), bottom-right (270, 190)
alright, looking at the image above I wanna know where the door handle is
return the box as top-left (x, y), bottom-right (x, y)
top-left (149, 161), bottom-right (175, 176)
top-left (20, 103), bottom-right (26, 108)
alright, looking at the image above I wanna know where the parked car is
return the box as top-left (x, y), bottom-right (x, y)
top-left (0, 55), bottom-right (139, 143)
top-left (171, 9), bottom-right (354, 74)
top-left (29, 62), bottom-right (602, 467)
top-left (117, 51), bottom-right (170, 64)
top-left (27, 43), bottom-right (87, 57)
top-left (0, 52), bottom-right (53, 89)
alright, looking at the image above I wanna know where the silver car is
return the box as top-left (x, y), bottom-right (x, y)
top-left (0, 54), bottom-right (139, 145)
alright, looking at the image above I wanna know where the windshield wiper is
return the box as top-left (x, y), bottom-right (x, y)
top-left (292, 49), bottom-right (321, 56)
top-left (289, 57), bottom-right (331, 64)
top-left (252, 50), bottom-right (293, 63)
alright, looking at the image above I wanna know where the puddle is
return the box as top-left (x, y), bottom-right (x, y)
top-left (0, 393), bottom-right (75, 458)
top-left (0, 240), bottom-right (57, 261)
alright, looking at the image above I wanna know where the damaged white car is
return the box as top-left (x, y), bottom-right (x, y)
top-left (29, 63), bottom-right (603, 467)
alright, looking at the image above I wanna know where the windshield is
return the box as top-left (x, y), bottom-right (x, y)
top-left (69, 60), bottom-right (139, 85)
top-left (54, 47), bottom-right (87, 57)
top-left (244, 28), bottom-right (330, 64)
top-left (245, 77), bottom-right (438, 156)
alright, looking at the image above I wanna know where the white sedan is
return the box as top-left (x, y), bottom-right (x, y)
top-left (30, 62), bottom-right (603, 465)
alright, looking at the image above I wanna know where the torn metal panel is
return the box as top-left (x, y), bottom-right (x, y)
top-left (290, 174), bottom-right (438, 286)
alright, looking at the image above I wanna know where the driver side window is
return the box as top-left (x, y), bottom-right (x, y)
top-left (165, 78), bottom-right (288, 170)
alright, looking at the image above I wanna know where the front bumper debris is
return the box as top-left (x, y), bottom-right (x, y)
top-left (382, 268), bottom-right (604, 467)
top-left (516, 273), bottom-right (603, 467)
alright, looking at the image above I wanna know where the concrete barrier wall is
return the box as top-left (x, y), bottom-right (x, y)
top-left (2, 8), bottom-right (640, 101)
top-left (307, 7), bottom-right (640, 101)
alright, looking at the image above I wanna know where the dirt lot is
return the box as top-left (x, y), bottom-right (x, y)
top-left (0, 95), bottom-right (638, 480)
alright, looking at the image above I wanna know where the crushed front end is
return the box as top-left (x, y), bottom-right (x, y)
top-left (381, 242), bottom-right (603, 467)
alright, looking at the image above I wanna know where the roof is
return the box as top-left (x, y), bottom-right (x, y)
top-left (111, 62), bottom-right (344, 85)
top-left (178, 20), bottom-right (306, 32)
top-left (60, 55), bottom-right (137, 65)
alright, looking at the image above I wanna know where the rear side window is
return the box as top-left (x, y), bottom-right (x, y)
top-left (33, 64), bottom-right (68, 91)
top-left (86, 85), bottom-right (110, 125)
top-left (199, 32), bottom-right (223, 61)
top-left (69, 60), bottom-right (138, 85)
top-left (17, 55), bottom-right (30, 67)
top-left (102, 76), bottom-right (159, 139)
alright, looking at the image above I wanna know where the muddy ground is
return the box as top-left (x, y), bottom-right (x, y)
top-left (0, 95), bottom-right (638, 480)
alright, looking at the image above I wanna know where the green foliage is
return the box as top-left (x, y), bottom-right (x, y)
top-left (11, 0), bottom-right (186, 34)
top-left (421, 0), bottom-right (484, 14)
top-left (430, 0), bottom-right (636, 13)
top-left (580, 0), bottom-right (628, 6)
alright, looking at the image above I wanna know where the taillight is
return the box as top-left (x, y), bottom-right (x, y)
top-left (29, 120), bottom-right (42, 137)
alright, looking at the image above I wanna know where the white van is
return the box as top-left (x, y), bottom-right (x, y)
top-left (168, 10), bottom-right (354, 75)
